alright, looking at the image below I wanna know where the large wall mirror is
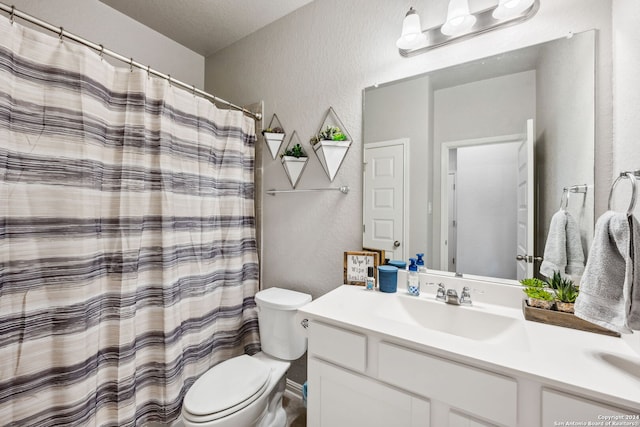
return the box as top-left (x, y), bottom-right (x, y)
top-left (363, 30), bottom-right (595, 283)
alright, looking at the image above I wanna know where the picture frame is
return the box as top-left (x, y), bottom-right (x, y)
top-left (362, 247), bottom-right (386, 265)
top-left (344, 251), bottom-right (380, 286)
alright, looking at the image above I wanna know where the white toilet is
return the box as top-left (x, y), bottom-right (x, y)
top-left (181, 287), bottom-right (312, 427)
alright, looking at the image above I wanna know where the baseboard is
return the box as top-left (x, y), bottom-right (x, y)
top-left (285, 378), bottom-right (303, 400)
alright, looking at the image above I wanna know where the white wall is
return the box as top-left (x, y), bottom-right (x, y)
top-left (536, 31), bottom-right (595, 264)
top-left (206, 0), bottom-right (615, 382)
top-left (206, 0), bottom-right (612, 298)
top-left (612, 0), bottom-right (640, 354)
top-left (363, 74), bottom-right (431, 261)
top-left (8, 0), bottom-right (204, 87)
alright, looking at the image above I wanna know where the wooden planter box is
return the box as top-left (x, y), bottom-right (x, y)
top-left (522, 300), bottom-right (620, 337)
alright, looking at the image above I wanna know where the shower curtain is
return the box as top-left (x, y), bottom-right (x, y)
top-left (0, 16), bottom-right (260, 426)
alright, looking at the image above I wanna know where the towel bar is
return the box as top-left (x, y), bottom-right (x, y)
top-left (607, 171), bottom-right (639, 215)
top-left (559, 184), bottom-right (588, 210)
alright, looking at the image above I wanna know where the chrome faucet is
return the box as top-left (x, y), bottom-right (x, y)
top-left (435, 285), bottom-right (473, 306)
top-left (459, 286), bottom-right (472, 305)
top-left (446, 288), bottom-right (460, 305)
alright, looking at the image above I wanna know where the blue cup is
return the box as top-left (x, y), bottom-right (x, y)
top-left (388, 260), bottom-right (407, 270)
top-left (378, 265), bottom-right (398, 293)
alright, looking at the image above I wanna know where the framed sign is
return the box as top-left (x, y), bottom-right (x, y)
top-left (344, 251), bottom-right (380, 286)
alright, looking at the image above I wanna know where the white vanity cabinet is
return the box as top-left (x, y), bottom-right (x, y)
top-left (308, 358), bottom-right (431, 427)
top-left (541, 388), bottom-right (635, 425)
top-left (305, 319), bottom-right (637, 427)
top-left (306, 320), bottom-right (514, 427)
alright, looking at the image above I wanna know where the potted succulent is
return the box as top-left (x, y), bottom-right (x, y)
top-left (311, 125), bottom-right (352, 182)
top-left (263, 113), bottom-right (287, 159)
top-left (551, 274), bottom-right (579, 313)
top-left (280, 133), bottom-right (308, 188)
top-left (520, 277), bottom-right (555, 310)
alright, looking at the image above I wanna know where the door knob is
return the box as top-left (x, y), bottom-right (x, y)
top-left (516, 255), bottom-right (544, 263)
top-left (394, 240), bottom-right (401, 248)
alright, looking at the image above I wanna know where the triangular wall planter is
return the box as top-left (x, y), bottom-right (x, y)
top-left (311, 107), bottom-right (353, 182)
top-left (281, 156), bottom-right (308, 188)
top-left (313, 140), bottom-right (352, 182)
top-left (280, 130), bottom-right (309, 188)
top-left (262, 114), bottom-right (286, 160)
top-left (264, 132), bottom-right (285, 159)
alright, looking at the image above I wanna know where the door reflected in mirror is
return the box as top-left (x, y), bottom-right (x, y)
top-left (363, 30), bottom-right (595, 283)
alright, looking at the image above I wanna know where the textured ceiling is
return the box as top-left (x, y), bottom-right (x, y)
top-left (100, 0), bottom-right (315, 57)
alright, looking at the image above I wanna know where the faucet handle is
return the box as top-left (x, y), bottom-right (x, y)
top-left (460, 286), bottom-right (472, 305)
top-left (435, 283), bottom-right (446, 301)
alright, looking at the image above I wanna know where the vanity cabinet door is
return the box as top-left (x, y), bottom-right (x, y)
top-left (541, 388), bottom-right (637, 425)
top-left (307, 357), bottom-right (430, 427)
top-left (377, 342), bottom-right (517, 427)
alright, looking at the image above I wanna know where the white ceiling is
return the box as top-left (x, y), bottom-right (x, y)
top-left (100, 0), bottom-right (315, 57)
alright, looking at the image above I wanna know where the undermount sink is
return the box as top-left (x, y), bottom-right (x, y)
top-left (378, 294), bottom-right (525, 343)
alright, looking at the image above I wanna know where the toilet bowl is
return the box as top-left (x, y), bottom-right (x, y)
top-left (181, 287), bottom-right (311, 427)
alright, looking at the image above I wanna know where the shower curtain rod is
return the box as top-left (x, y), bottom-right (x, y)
top-left (0, 3), bottom-right (261, 121)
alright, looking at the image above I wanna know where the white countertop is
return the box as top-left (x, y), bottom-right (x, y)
top-left (298, 284), bottom-right (640, 412)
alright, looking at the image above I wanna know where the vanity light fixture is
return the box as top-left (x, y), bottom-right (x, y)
top-left (441, 0), bottom-right (476, 36)
top-left (397, 0), bottom-right (540, 57)
top-left (396, 7), bottom-right (428, 49)
top-left (492, 0), bottom-right (536, 19)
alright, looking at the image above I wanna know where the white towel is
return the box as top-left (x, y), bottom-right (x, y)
top-left (539, 210), bottom-right (585, 278)
top-left (574, 211), bottom-right (640, 334)
top-left (565, 212), bottom-right (586, 276)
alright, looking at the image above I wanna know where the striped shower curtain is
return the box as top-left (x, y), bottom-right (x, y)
top-left (0, 16), bottom-right (260, 427)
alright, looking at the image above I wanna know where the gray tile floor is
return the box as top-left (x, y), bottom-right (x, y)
top-left (284, 393), bottom-right (306, 427)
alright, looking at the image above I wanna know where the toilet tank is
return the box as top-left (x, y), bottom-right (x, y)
top-left (255, 287), bottom-right (312, 360)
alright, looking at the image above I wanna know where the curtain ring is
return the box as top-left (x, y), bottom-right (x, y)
top-left (192, 85), bottom-right (196, 97)
top-left (59, 27), bottom-right (64, 42)
top-left (607, 172), bottom-right (637, 215)
top-left (147, 65), bottom-right (151, 79)
top-left (98, 44), bottom-right (104, 61)
top-left (168, 75), bottom-right (171, 87)
top-left (129, 58), bottom-right (134, 72)
top-left (10, 5), bottom-right (15, 24)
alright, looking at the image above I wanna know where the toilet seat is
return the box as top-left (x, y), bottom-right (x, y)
top-left (182, 355), bottom-right (271, 423)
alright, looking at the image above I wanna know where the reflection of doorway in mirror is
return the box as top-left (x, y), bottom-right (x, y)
top-left (363, 139), bottom-right (408, 261)
top-left (440, 125), bottom-right (533, 280)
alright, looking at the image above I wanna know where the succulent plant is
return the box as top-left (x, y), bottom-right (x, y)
top-left (523, 286), bottom-right (555, 301)
top-left (282, 143), bottom-right (306, 158)
top-left (311, 126), bottom-right (348, 145)
top-left (263, 127), bottom-right (284, 134)
top-left (554, 278), bottom-right (579, 303)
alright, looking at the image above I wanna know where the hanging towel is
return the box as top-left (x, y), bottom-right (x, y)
top-left (565, 212), bottom-right (586, 276)
top-left (574, 211), bottom-right (640, 334)
top-left (540, 210), bottom-right (585, 278)
top-left (628, 215), bottom-right (640, 330)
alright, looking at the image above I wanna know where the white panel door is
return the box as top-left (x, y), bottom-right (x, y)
top-left (363, 140), bottom-right (406, 260)
top-left (516, 119), bottom-right (535, 279)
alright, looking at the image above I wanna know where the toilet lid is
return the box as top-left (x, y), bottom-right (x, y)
top-left (183, 355), bottom-right (271, 417)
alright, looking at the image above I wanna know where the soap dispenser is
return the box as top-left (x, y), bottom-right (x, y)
top-left (416, 253), bottom-right (427, 274)
top-left (407, 258), bottom-right (420, 296)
